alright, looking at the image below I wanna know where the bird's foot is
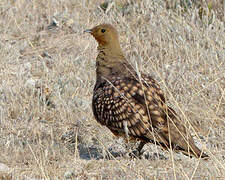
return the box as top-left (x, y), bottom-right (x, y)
top-left (128, 149), bottom-right (144, 159)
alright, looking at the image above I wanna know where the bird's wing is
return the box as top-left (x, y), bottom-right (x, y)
top-left (92, 76), bottom-right (170, 144)
top-left (92, 76), bottom-right (207, 157)
top-left (141, 75), bottom-right (207, 157)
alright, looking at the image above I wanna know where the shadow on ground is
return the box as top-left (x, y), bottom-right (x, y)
top-left (77, 144), bottom-right (168, 160)
top-left (77, 144), bottom-right (122, 160)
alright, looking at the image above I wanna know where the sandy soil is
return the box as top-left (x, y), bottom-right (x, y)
top-left (0, 0), bottom-right (224, 179)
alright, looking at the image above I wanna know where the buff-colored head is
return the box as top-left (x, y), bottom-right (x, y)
top-left (84, 24), bottom-right (120, 47)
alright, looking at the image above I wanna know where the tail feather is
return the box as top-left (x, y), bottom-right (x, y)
top-left (165, 107), bottom-right (209, 159)
top-left (176, 145), bottom-right (209, 159)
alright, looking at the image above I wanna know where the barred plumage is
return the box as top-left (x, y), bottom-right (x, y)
top-left (85, 24), bottom-right (208, 158)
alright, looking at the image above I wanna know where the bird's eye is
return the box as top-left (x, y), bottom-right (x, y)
top-left (101, 29), bottom-right (106, 33)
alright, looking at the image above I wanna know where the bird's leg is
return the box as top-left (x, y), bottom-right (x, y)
top-left (136, 141), bottom-right (146, 155)
top-left (129, 141), bottom-right (146, 158)
top-left (137, 141), bottom-right (146, 154)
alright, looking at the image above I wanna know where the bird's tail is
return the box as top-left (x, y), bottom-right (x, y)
top-left (167, 107), bottom-right (209, 159)
top-left (177, 146), bottom-right (209, 159)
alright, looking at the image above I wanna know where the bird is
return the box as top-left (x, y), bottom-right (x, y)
top-left (84, 24), bottom-right (208, 159)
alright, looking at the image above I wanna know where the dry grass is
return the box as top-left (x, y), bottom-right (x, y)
top-left (0, 0), bottom-right (224, 179)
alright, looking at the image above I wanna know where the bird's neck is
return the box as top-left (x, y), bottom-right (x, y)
top-left (96, 46), bottom-right (136, 81)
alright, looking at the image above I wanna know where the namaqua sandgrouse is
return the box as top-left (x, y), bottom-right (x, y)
top-left (84, 24), bottom-right (208, 158)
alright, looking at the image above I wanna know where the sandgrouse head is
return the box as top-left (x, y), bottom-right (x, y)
top-left (84, 24), bottom-right (120, 47)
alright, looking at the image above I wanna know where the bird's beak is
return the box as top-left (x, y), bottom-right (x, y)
top-left (84, 29), bottom-right (92, 33)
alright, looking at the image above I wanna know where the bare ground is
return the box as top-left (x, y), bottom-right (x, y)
top-left (0, 0), bottom-right (224, 179)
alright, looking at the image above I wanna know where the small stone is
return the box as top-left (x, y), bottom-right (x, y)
top-left (64, 170), bottom-right (75, 179)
